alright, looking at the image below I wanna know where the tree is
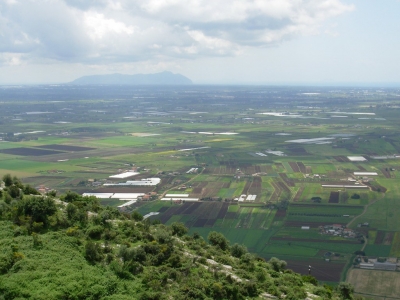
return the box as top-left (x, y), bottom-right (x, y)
top-left (62, 191), bottom-right (81, 203)
top-left (66, 203), bottom-right (78, 221)
top-left (2, 174), bottom-right (13, 187)
top-left (269, 257), bottom-right (287, 272)
top-left (8, 185), bottom-right (20, 198)
top-left (337, 282), bottom-right (354, 299)
top-left (230, 243), bottom-right (247, 258)
top-left (302, 275), bottom-right (318, 286)
top-left (131, 211), bottom-right (143, 221)
top-left (208, 231), bottom-right (229, 251)
top-left (16, 196), bottom-right (57, 227)
top-left (23, 185), bottom-right (40, 195)
top-left (85, 241), bottom-right (103, 263)
top-left (12, 176), bottom-right (23, 188)
top-left (171, 222), bottom-right (188, 237)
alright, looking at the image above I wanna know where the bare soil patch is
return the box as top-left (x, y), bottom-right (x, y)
top-left (273, 209), bottom-right (287, 221)
top-left (381, 168), bottom-right (391, 178)
top-left (193, 218), bottom-right (207, 227)
top-left (374, 231), bottom-right (385, 245)
top-left (297, 162), bottom-right (307, 173)
top-left (356, 165), bottom-right (367, 171)
top-left (277, 181), bottom-right (291, 193)
top-left (287, 259), bottom-right (345, 282)
top-left (279, 173), bottom-right (295, 187)
top-left (290, 203), bottom-right (363, 209)
top-left (333, 156), bottom-right (349, 162)
top-left (35, 144), bottom-right (96, 151)
top-left (293, 187), bottom-right (305, 202)
top-left (192, 187), bottom-right (203, 194)
top-left (271, 237), bottom-right (359, 244)
top-left (159, 206), bottom-right (180, 223)
top-left (0, 147), bottom-right (65, 156)
top-left (216, 203), bottom-right (229, 219)
top-left (158, 207), bottom-right (169, 213)
top-left (285, 221), bottom-right (346, 227)
top-left (242, 181), bottom-right (252, 194)
top-left (384, 232), bottom-right (394, 245)
top-left (329, 191), bottom-right (340, 203)
top-left (287, 147), bottom-right (309, 155)
top-left (205, 219), bottom-right (217, 226)
top-left (364, 182), bottom-right (387, 193)
top-left (270, 182), bottom-right (282, 202)
top-left (289, 162), bottom-right (300, 172)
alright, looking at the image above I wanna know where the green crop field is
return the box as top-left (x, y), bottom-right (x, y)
top-left (2, 85), bottom-right (400, 284)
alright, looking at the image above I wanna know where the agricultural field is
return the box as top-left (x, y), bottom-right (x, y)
top-left (1, 85), bottom-right (400, 284)
top-left (347, 269), bottom-right (400, 299)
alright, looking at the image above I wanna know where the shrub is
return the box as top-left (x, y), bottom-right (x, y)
top-left (86, 225), bottom-right (104, 239)
top-left (230, 243), bottom-right (247, 258)
top-left (171, 222), bottom-right (188, 237)
top-left (208, 231), bottom-right (229, 251)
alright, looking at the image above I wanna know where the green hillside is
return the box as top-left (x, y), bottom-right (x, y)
top-left (0, 175), bottom-right (358, 300)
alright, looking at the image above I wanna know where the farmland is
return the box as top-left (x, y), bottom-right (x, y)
top-left (347, 269), bottom-right (400, 299)
top-left (1, 85), bottom-right (400, 284)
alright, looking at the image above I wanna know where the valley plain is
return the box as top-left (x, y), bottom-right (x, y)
top-left (1, 85), bottom-right (400, 295)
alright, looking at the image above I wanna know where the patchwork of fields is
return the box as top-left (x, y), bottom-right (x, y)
top-left (1, 85), bottom-right (400, 289)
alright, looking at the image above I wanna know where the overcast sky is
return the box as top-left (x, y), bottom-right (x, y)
top-left (0, 0), bottom-right (399, 85)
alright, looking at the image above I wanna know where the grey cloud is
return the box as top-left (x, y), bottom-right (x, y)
top-left (0, 0), bottom-right (354, 66)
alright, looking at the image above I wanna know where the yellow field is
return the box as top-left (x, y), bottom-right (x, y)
top-left (347, 269), bottom-right (400, 299)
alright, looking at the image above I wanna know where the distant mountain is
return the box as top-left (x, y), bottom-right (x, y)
top-left (69, 71), bottom-right (193, 85)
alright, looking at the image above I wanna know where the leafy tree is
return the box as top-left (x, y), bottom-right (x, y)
top-left (85, 241), bottom-right (103, 263)
top-left (62, 191), bottom-right (81, 203)
top-left (302, 274), bottom-right (318, 286)
top-left (16, 196), bottom-right (57, 227)
top-left (131, 210), bottom-right (143, 221)
top-left (171, 222), bottom-right (188, 237)
top-left (212, 282), bottom-right (227, 299)
top-left (23, 184), bottom-right (40, 195)
top-left (230, 243), bottom-right (247, 258)
top-left (2, 174), bottom-right (13, 187)
top-left (46, 190), bottom-right (57, 197)
top-left (8, 185), bottom-right (20, 198)
top-left (337, 282), bottom-right (354, 299)
top-left (66, 203), bottom-right (78, 220)
top-left (12, 176), bottom-right (23, 188)
top-left (86, 225), bottom-right (104, 239)
top-left (269, 257), bottom-right (287, 272)
top-left (208, 231), bottom-right (229, 251)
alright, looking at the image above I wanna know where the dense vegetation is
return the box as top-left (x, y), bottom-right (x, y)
top-left (0, 175), bottom-right (360, 299)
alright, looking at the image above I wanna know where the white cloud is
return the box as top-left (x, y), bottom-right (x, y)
top-left (84, 12), bottom-right (135, 40)
top-left (0, 0), bottom-right (354, 66)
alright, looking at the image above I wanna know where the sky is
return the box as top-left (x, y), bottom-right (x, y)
top-left (0, 0), bottom-right (399, 85)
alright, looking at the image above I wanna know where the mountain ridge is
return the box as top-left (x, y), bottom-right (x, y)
top-left (69, 71), bottom-right (193, 85)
